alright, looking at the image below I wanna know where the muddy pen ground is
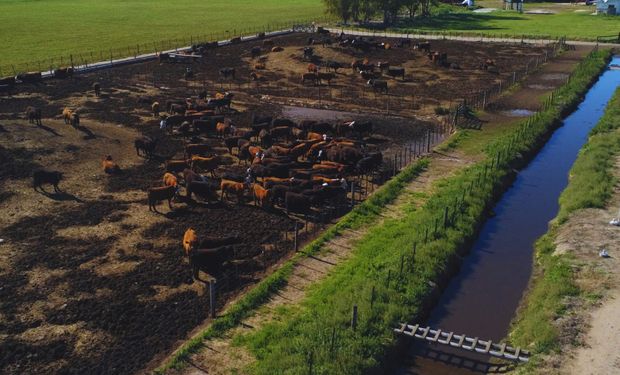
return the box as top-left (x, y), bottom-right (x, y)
top-left (0, 32), bottom-right (549, 375)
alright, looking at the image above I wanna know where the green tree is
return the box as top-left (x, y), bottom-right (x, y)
top-left (323, 0), bottom-right (355, 24)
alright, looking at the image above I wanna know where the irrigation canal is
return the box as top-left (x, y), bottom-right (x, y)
top-left (393, 55), bottom-right (620, 374)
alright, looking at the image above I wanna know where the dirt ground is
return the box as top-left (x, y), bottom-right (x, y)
top-left (0, 32), bottom-right (550, 375)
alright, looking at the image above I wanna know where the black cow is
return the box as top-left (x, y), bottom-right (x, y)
top-left (187, 180), bottom-right (219, 202)
top-left (134, 136), bottom-right (157, 158)
top-left (367, 79), bottom-right (388, 94)
top-left (251, 46), bottom-right (261, 58)
top-left (93, 82), bottom-right (101, 97)
top-left (207, 93), bottom-right (234, 112)
top-left (303, 47), bottom-right (314, 60)
top-left (219, 67), bottom-right (236, 80)
top-left (189, 245), bottom-right (237, 279)
top-left (285, 192), bottom-right (313, 214)
top-left (25, 106), bottom-right (42, 125)
top-left (387, 67), bottom-right (405, 81)
top-left (33, 170), bottom-right (63, 193)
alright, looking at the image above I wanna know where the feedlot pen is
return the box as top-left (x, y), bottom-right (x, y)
top-left (0, 32), bottom-right (551, 375)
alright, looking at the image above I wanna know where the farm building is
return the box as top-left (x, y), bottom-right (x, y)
top-left (597, 0), bottom-right (619, 15)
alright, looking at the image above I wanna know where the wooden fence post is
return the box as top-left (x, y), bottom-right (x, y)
top-left (209, 280), bottom-right (217, 318)
top-left (294, 222), bottom-right (299, 252)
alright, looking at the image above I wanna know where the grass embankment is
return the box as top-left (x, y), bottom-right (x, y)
top-left (230, 50), bottom-right (611, 374)
top-left (0, 0), bottom-right (326, 73)
top-left (510, 86), bottom-right (620, 370)
top-left (155, 159), bottom-right (429, 373)
top-left (390, 3), bottom-right (618, 42)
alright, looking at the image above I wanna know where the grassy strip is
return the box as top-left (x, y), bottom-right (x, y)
top-left (235, 49), bottom-right (611, 374)
top-left (510, 86), bottom-right (620, 368)
top-left (388, 4), bottom-right (619, 42)
top-left (154, 159), bottom-right (429, 373)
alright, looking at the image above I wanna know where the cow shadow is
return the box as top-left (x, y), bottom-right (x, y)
top-left (38, 189), bottom-right (83, 203)
top-left (36, 123), bottom-right (62, 137)
top-left (76, 125), bottom-right (96, 139)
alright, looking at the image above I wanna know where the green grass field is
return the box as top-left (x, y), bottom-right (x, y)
top-left (0, 0), bottom-right (325, 73)
top-left (394, 2), bottom-right (619, 41)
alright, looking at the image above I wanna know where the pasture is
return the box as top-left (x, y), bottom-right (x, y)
top-left (0, 31), bottom-right (550, 374)
top-left (0, 0), bottom-right (325, 70)
top-left (394, 2), bottom-right (619, 41)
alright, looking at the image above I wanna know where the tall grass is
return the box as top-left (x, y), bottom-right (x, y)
top-left (510, 86), bottom-right (620, 368)
top-left (236, 49), bottom-right (611, 374)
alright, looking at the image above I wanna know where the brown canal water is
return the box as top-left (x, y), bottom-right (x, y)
top-left (393, 56), bottom-right (620, 375)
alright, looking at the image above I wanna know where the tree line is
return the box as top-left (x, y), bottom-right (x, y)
top-left (322, 0), bottom-right (438, 25)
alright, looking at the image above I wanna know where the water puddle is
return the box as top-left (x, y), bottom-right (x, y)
top-left (501, 109), bottom-right (536, 117)
top-left (540, 73), bottom-right (569, 81)
top-left (280, 106), bottom-right (358, 121)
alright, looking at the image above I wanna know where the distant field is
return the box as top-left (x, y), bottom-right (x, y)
top-left (394, 2), bottom-right (619, 41)
top-left (0, 0), bottom-right (325, 73)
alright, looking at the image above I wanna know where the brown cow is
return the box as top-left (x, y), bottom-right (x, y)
top-left (216, 122), bottom-right (230, 138)
top-left (102, 155), bottom-right (121, 174)
top-left (252, 183), bottom-right (270, 207)
top-left (191, 155), bottom-right (220, 176)
top-left (62, 108), bottom-right (73, 124)
top-left (182, 228), bottom-right (198, 256)
top-left (148, 185), bottom-right (177, 212)
top-left (220, 179), bottom-right (245, 203)
top-left (163, 172), bottom-right (178, 187)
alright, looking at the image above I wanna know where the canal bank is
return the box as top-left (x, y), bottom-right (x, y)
top-left (394, 54), bottom-right (620, 374)
top-left (512, 87), bottom-right (620, 375)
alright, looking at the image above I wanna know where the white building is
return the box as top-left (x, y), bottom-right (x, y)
top-left (597, 0), bottom-right (619, 15)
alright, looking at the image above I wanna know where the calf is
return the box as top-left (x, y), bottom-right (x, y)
top-left (148, 185), bottom-right (177, 212)
top-left (33, 170), bottom-right (63, 193)
top-left (25, 106), bottom-right (42, 125)
top-left (102, 155), bottom-right (121, 174)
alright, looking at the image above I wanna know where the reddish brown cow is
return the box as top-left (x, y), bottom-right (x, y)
top-left (252, 183), bottom-right (270, 207)
top-left (220, 179), bottom-right (245, 203)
